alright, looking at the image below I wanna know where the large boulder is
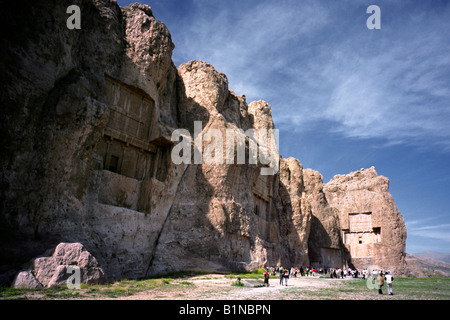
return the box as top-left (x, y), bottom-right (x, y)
top-left (13, 243), bottom-right (106, 288)
top-left (11, 271), bottom-right (43, 289)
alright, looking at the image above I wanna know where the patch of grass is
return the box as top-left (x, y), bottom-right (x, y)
top-left (0, 276), bottom-right (179, 300)
top-left (100, 286), bottom-right (129, 298)
top-left (226, 268), bottom-right (266, 280)
top-left (94, 278), bottom-right (175, 298)
top-left (44, 290), bottom-right (80, 299)
top-left (231, 280), bottom-right (244, 287)
top-left (393, 277), bottom-right (450, 299)
top-left (0, 286), bottom-right (32, 298)
top-left (147, 269), bottom-right (218, 279)
top-left (339, 277), bottom-right (450, 300)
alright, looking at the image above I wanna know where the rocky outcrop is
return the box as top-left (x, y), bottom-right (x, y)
top-left (0, 0), bottom-right (181, 283)
top-left (302, 169), bottom-right (344, 269)
top-left (148, 61), bottom-right (308, 275)
top-left (323, 167), bottom-right (407, 274)
top-left (278, 158), bottom-right (311, 267)
top-left (0, 0), bottom-right (407, 285)
top-left (12, 243), bottom-right (106, 288)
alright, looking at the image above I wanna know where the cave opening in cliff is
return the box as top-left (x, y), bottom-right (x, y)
top-left (108, 155), bottom-right (119, 173)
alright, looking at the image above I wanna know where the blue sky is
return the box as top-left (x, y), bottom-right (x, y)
top-left (117, 0), bottom-right (450, 254)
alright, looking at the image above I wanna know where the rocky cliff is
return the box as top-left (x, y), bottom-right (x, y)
top-left (0, 0), bottom-right (407, 285)
top-left (324, 167), bottom-right (407, 274)
top-left (303, 169), bottom-right (343, 269)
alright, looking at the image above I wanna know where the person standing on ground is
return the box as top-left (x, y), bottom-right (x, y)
top-left (264, 270), bottom-right (270, 287)
top-left (377, 271), bottom-right (384, 294)
top-left (284, 269), bottom-right (289, 286)
top-left (279, 267), bottom-right (284, 286)
top-left (385, 271), bottom-right (394, 295)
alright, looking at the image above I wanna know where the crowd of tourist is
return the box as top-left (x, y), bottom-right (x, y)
top-left (264, 265), bottom-right (363, 281)
top-left (262, 265), bottom-right (394, 294)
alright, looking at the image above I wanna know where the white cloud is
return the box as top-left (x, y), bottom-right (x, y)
top-left (330, 42), bottom-right (450, 143)
top-left (408, 228), bottom-right (450, 243)
top-left (168, 0), bottom-right (450, 152)
top-left (411, 224), bottom-right (450, 231)
top-left (276, 8), bottom-right (450, 152)
top-left (406, 217), bottom-right (450, 243)
top-left (172, 0), bottom-right (331, 98)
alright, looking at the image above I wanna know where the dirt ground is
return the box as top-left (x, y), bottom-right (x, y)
top-left (12, 273), bottom-right (432, 300)
top-left (105, 275), bottom-right (383, 300)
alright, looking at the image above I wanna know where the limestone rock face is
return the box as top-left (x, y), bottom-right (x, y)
top-left (0, 0), bottom-right (407, 284)
top-left (248, 100), bottom-right (275, 131)
top-left (1, 0), bottom-right (126, 284)
top-left (0, 0), bottom-right (184, 283)
top-left (323, 167), bottom-right (407, 274)
top-left (278, 158), bottom-right (311, 266)
top-left (179, 61), bottom-right (229, 117)
top-left (122, 3), bottom-right (174, 86)
top-left (149, 61), bottom-right (307, 275)
top-left (302, 169), bottom-right (343, 268)
top-left (120, 3), bottom-right (178, 129)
